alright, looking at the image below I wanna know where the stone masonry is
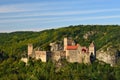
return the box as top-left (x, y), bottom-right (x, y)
top-left (27, 37), bottom-right (96, 64)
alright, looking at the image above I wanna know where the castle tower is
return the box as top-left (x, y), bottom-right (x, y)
top-left (28, 44), bottom-right (33, 58)
top-left (89, 42), bottom-right (95, 55)
top-left (64, 37), bottom-right (68, 51)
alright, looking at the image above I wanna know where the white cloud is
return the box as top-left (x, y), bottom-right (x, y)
top-left (0, 1), bottom-right (83, 13)
top-left (0, 15), bottom-right (120, 24)
top-left (37, 15), bottom-right (120, 23)
top-left (0, 0), bottom-right (108, 13)
top-left (1, 8), bottom-right (120, 18)
top-left (0, 7), bottom-right (27, 13)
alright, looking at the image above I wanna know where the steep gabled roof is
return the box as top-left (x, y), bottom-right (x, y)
top-left (89, 42), bottom-right (95, 47)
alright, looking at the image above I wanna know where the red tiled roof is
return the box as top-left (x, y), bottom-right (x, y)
top-left (67, 45), bottom-right (78, 50)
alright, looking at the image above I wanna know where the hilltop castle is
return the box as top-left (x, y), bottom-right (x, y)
top-left (27, 37), bottom-right (96, 63)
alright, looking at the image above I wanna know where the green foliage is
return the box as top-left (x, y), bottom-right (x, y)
top-left (1, 59), bottom-right (119, 80)
top-left (0, 25), bottom-right (120, 57)
top-left (0, 25), bottom-right (120, 79)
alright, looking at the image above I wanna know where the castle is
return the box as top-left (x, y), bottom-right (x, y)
top-left (27, 37), bottom-right (96, 63)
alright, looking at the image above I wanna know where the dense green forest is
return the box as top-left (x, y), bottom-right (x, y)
top-left (0, 25), bottom-right (120, 80)
top-left (1, 58), bottom-right (120, 80)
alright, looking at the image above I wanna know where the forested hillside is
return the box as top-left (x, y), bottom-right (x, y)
top-left (0, 25), bottom-right (120, 80)
top-left (0, 25), bottom-right (120, 57)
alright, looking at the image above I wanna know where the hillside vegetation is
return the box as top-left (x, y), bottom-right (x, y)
top-left (0, 25), bottom-right (120, 58)
top-left (0, 25), bottom-right (120, 80)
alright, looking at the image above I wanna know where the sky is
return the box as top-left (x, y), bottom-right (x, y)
top-left (0, 0), bottom-right (120, 32)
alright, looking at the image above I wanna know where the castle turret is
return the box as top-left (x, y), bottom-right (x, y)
top-left (28, 44), bottom-right (33, 58)
top-left (64, 37), bottom-right (68, 51)
top-left (89, 42), bottom-right (95, 55)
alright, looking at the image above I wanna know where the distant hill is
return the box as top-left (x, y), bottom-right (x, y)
top-left (0, 25), bottom-right (120, 58)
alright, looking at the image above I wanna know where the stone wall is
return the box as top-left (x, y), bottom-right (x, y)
top-left (21, 58), bottom-right (28, 64)
top-left (66, 50), bottom-right (82, 63)
top-left (66, 49), bottom-right (90, 63)
top-left (27, 38), bottom-right (95, 64)
top-left (82, 53), bottom-right (90, 63)
top-left (35, 51), bottom-right (47, 62)
top-left (51, 51), bottom-right (66, 62)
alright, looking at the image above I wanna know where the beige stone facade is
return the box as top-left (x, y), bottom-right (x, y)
top-left (51, 51), bottom-right (66, 62)
top-left (64, 37), bottom-right (95, 63)
top-left (28, 44), bottom-right (33, 57)
top-left (34, 51), bottom-right (47, 62)
top-left (27, 37), bottom-right (96, 64)
top-left (21, 58), bottom-right (28, 64)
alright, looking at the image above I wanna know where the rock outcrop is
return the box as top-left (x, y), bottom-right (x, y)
top-left (96, 46), bottom-right (119, 66)
top-left (83, 31), bottom-right (97, 39)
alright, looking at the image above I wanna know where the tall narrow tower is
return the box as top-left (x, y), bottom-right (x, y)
top-left (28, 44), bottom-right (33, 58)
top-left (64, 37), bottom-right (68, 51)
top-left (89, 42), bottom-right (95, 55)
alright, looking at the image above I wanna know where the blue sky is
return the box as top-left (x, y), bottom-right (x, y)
top-left (0, 0), bottom-right (120, 32)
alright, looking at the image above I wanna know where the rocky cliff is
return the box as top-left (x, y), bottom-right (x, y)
top-left (96, 45), bottom-right (120, 66)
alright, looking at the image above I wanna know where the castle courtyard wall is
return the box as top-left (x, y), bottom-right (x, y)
top-left (35, 51), bottom-right (47, 62)
top-left (51, 51), bottom-right (66, 62)
top-left (66, 50), bottom-right (82, 63)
